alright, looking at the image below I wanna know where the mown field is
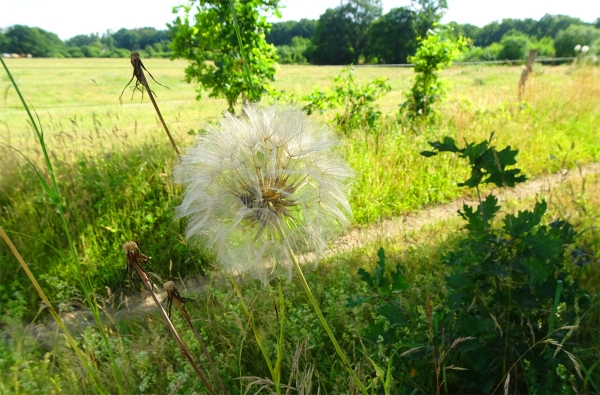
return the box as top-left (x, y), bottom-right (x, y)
top-left (0, 59), bottom-right (599, 394)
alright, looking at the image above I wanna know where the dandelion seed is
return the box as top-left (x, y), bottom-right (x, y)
top-left (175, 104), bottom-right (353, 283)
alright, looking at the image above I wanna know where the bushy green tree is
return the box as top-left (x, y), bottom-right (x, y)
top-left (530, 36), bottom-right (555, 57)
top-left (402, 30), bottom-right (469, 118)
top-left (411, 0), bottom-right (448, 38)
top-left (170, 0), bottom-right (279, 112)
top-left (4, 25), bottom-right (65, 57)
top-left (0, 31), bottom-right (9, 52)
top-left (308, 0), bottom-right (382, 65)
top-left (555, 25), bottom-right (600, 57)
top-left (66, 34), bottom-right (101, 47)
top-left (276, 36), bottom-right (309, 64)
top-left (266, 19), bottom-right (316, 46)
top-left (497, 30), bottom-right (531, 60)
top-left (364, 7), bottom-right (418, 64)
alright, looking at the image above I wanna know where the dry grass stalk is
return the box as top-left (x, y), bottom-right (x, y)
top-left (122, 242), bottom-right (216, 395)
top-left (163, 281), bottom-right (228, 394)
top-left (120, 52), bottom-right (180, 155)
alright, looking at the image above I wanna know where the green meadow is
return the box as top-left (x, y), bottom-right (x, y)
top-left (1, 58), bottom-right (599, 394)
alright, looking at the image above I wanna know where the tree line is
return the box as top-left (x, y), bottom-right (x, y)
top-left (268, 1), bottom-right (600, 64)
top-left (0, 26), bottom-right (171, 58)
top-left (1, 0), bottom-right (599, 64)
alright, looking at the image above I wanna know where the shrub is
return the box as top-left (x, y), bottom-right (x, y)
top-left (497, 31), bottom-right (531, 60)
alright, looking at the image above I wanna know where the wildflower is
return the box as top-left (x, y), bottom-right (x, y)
top-left (175, 104), bottom-right (353, 283)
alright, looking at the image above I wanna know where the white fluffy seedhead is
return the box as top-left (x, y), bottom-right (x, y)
top-left (175, 104), bottom-right (353, 284)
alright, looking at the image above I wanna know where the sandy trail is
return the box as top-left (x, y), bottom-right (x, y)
top-left (326, 163), bottom-right (600, 256)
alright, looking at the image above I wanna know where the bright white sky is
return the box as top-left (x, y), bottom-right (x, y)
top-left (1, 0), bottom-right (598, 40)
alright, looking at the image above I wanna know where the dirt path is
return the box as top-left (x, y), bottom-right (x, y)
top-left (325, 163), bottom-right (600, 257)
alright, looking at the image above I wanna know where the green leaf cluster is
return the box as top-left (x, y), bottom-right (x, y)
top-left (169, 0), bottom-right (280, 112)
top-left (422, 136), bottom-right (590, 393)
top-left (402, 30), bottom-right (470, 118)
top-left (303, 67), bottom-right (391, 132)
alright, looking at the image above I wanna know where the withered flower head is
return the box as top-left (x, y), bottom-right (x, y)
top-left (175, 104), bottom-right (353, 284)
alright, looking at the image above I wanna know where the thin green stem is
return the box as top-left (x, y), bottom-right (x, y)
top-left (230, 275), bottom-right (280, 394)
top-left (286, 246), bottom-right (368, 395)
top-left (0, 225), bottom-right (108, 395)
top-left (1, 56), bottom-right (124, 394)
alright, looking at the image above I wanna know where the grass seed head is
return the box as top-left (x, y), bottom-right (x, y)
top-left (175, 104), bottom-right (353, 283)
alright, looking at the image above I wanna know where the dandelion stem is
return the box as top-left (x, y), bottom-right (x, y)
top-left (166, 283), bottom-right (228, 395)
top-left (230, 275), bottom-right (281, 395)
top-left (286, 246), bottom-right (368, 395)
top-left (127, 247), bottom-right (216, 395)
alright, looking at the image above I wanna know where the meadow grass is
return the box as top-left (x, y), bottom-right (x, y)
top-left (1, 168), bottom-right (597, 394)
top-left (1, 58), bottom-right (599, 393)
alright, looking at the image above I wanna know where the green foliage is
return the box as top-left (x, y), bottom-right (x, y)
top-left (303, 67), bottom-right (391, 132)
top-left (421, 136), bottom-right (590, 393)
top-left (530, 36), bottom-right (556, 57)
top-left (170, 0), bottom-right (279, 112)
top-left (402, 31), bottom-right (469, 118)
top-left (421, 132), bottom-right (527, 188)
top-left (364, 7), bottom-right (418, 64)
top-left (497, 30), bottom-right (531, 60)
top-left (275, 36), bottom-right (309, 64)
top-left (412, 0), bottom-right (448, 38)
top-left (266, 19), bottom-right (316, 46)
top-left (347, 247), bottom-right (410, 341)
top-left (555, 25), bottom-right (600, 57)
top-left (307, 0), bottom-right (382, 65)
top-left (3, 25), bottom-right (65, 57)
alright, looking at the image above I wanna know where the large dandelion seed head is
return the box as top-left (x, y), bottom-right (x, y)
top-left (175, 104), bottom-right (353, 284)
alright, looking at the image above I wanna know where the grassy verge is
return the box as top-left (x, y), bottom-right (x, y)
top-left (1, 169), bottom-right (597, 393)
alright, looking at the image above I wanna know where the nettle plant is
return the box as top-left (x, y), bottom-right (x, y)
top-left (303, 67), bottom-right (391, 133)
top-left (422, 134), bottom-right (590, 393)
top-left (401, 30), bottom-right (469, 119)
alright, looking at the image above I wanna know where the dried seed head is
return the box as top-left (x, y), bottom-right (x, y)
top-left (175, 104), bottom-right (353, 284)
top-left (163, 281), bottom-right (175, 292)
top-left (122, 241), bottom-right (139, 255)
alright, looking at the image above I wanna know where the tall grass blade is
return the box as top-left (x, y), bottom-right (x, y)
top-left (1, 56), bottom-right (125, 394)
top-left (0, 225), bottom-right (108, 395)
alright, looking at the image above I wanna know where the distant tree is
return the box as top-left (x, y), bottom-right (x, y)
top-left (555, 25), bottom-right (600, 57)
top-left (5, 25), bottom-right (64, 57)
top-left (112, 28), bottom-right (141, 50)
top-left (364, 7), bottom-right (418, 64)
top-left (595, 18), bottom-right (600, 29)
top-left (309, 0), bottom-right (382, 65)
top-left (532, 14), bottom-right (585, 39)
top-left (497, 30), bottom-right (531, 60)
top-left (276, 36), bottom-right (310, 64)
top-left (446, 22), bottom-right (481, 42)
top-left (411, 0), bottom-right (448, 38)
top-left (66, 34), bottom-right (100, 47)
top-left (530, 36), bottom-right (555, 57)
top-left (170, 0), bottom-right (279, 112)
top-left (0, 30), bottom-right (9, 52)
top-left (267, 19), bottom-right (316, 46)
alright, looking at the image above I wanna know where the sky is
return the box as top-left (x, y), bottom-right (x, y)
top-left (1, 0), bottom-right (599, 40)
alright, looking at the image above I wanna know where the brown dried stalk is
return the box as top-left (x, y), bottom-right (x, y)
top-left (163, 281), bottom-right (228, 395)
top-left (122, 242), bottom-right (215, 395)
top-left (120, 52), bottom-right (180, 155)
